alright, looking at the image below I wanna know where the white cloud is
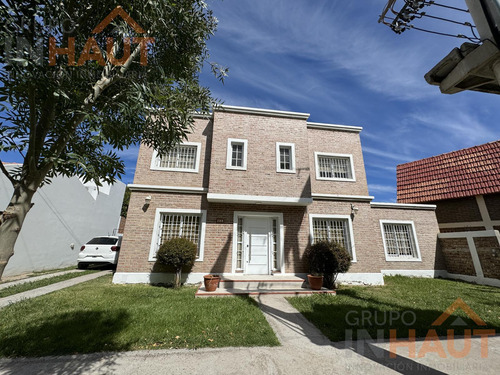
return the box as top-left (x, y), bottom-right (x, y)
top-left (368, 183), bottom-right (397, 194)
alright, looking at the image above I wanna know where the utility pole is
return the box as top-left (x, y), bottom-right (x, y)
top-left (380, 0), bottom-right (500, 95)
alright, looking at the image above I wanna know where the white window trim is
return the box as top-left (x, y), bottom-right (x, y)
top-left (226, 138), bottom-right (248, 170)
top-left (232, 211), bottom-right (285, 274)
top-left (276, 142), bottom-right (296, 173)
top-left (314, 152), bottom-right (356, 182)
top-left (308, 214), bottom-right (357, 262)
top-left (150, 142), bottom-right (202, 173)
top-left (149, 208), bottom-right (207, 262)
top-left (380, 220), bottom-right (422, 262)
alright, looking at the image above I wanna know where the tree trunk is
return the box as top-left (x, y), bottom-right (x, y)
top-left (0, 184), bottom-right (35, 280)
top-left (174, 268), bottom-right (182, 288)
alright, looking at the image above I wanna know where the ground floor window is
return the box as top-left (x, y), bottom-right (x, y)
top-left (149, 209), bottom-right (206, 261)
top-left (309, 214), bottom-right (356, 261)
top-left (380, 221), bottom-right (421, 261)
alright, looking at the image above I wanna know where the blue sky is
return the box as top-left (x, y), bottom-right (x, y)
top-left (190, 0), bottom-right (500, 202)
top-left (3, 1), bottom-right (500, 202)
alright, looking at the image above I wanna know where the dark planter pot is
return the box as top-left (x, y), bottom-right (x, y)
top-left (204, 275), bottom-right (220, 292)
top-left (307, 275), bottom-right (323, 290)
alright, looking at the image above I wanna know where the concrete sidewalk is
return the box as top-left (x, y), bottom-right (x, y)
top-left (0, 271), bottom-right (111, 309)
top-left (0, 294), bottom-right (497, 374)
top-left (0, 269), bottom-right (84, 290)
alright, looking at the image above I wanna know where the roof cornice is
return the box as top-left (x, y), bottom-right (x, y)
top-left (370, 202), bottom-right (437, 210)
top-left (311, 193), bottom-right (374, 202)
top-left (215, 105), bottom-right (310, 120)
top-left (128, 184), bottom-right (207, 194)
top-left (307, 122), bottom-right (363, 133)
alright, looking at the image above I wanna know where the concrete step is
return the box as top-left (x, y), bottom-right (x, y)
top-left (195, 286), bottom-right (336, 298)
top-left (219, 279), bottom-right (306, 290)
top-left (195, 276), bottom-right (336, 298)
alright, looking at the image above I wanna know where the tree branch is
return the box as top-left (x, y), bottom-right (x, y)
top-left (0, 159), bottom-right (18, 187)
top-left (39, 39), bottom-right (147, 177)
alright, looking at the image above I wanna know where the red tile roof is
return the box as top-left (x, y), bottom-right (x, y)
top-left (397, 140), bottom-right (500, 203)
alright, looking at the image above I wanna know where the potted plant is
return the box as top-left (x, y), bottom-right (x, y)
top-left (156, 237), bottom-right (197, 288)
top-left (203, 274), bottom-right (220, 292)
top-left (304, 240), bottom-right (351, 290)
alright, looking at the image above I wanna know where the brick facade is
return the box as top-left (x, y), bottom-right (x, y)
top-left (117, 106), bottom-right (442, 283)
top-left (484, 193), bottom-right (500, 221)
top-left (438, 235), bottom-right (500, 281)
top-left (438, 238), bottom-right (476, 276)
top-left (434, 197), bottom-right (482, 223)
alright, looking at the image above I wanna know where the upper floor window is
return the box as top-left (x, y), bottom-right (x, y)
top-left (315, 152), bottom-right (355, 181)
top-left (276, 142), bottom-right (296, 173)
top-left (309, 214), bottom-right (356, 261)
top-left (226, 138), bottom-right (248, 170)
top-left (380, 221), bottom-right (421, 261)
top-left (151, 142), bottom-right (201, 173)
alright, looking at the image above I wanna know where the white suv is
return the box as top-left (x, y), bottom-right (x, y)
top-left (77, 236), bottom-right (122, 269)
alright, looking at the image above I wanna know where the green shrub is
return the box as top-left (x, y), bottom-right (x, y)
top-left (304, 241), bottom-right (351, 289)
top-left (156, 238), bottom-right (197, 288)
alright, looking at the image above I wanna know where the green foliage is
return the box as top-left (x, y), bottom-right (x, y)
top-left (304, 241), bottom-right (351, 289)
top-left (120, 187), bottom-right (131, 218)
top-left (0, 0), bottom-right (225, 186)
top-left (0, 275), bottom-right (279, 357)
top-left (157, 238), bottom-right (197, 270)
top-left (156, 237), bottom-right (197, 287)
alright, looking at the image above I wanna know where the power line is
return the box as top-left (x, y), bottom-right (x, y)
top-left (379, 0), bottom-right (480, 43)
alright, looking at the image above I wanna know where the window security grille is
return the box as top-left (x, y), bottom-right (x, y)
top-left (383, 223), bottom-right (418, 259)
top-left (312, 218), bottom-right (352, 255)
top-left (158, 214), bottom-right (201, 256)
top-left (157, 145), bottom-right (197, 170)
top-left (318, 155), bottom-right (352, 179)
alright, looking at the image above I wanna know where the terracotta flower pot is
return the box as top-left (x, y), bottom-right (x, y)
top-left (204, 275), bottom-right (220, 292)
top-left (307, 275), bottom-right (323, 290)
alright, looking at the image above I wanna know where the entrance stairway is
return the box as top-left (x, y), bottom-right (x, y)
top-left (195, 275), bottom-right (336, 298)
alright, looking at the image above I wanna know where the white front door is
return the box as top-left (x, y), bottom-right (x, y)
top-left (244, 217), bottom-right (270, 274)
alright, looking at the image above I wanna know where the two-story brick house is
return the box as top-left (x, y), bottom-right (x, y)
top-left (114, 105), bottom-right (443, 285)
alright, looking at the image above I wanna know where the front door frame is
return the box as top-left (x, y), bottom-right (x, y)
top-left (232, 211), bottom-right (284, 275)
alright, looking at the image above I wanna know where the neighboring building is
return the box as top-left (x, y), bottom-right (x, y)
top-left (397, 141), bottom-right (500, 287)
top-left (397, 140), bottom-right (500, 232)
top-left (0, 163), bottom-right (126, 277)
top-left (115, 105), bottom-right (442, 286)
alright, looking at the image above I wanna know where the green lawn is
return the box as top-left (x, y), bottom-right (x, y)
top-left (0, 270), bottom-right (97, 298)
top-left (0, 275), bottom-right (279, 357)
top-left (288, 276), bottom-right (500, 342)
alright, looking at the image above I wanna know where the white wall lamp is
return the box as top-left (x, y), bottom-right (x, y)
top-left (351, 204), bottom-right (359, 215)
top-left (144, 196), bottom-right (152, 205)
